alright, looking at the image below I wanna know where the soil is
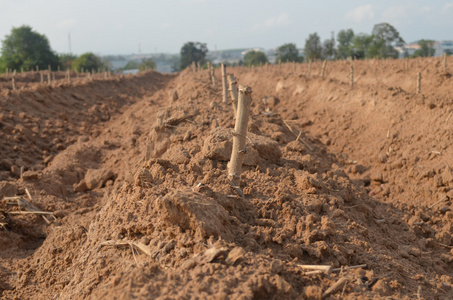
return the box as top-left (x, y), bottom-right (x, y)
top-left (1, 57), bottom-right (453, 299)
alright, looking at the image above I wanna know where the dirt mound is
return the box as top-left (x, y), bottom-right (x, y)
top-left (1, 58), bottom-right (453, 299)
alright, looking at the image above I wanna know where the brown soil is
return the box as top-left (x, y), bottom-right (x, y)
top-left (1, 57), bottom-right (453, 299)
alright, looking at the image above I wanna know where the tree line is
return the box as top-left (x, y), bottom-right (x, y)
top-left (179, 22), bottom-right (441, 69)
top-left (0, 25), bottom-right (156, 73)
top-left (1, 23), bottom-right (441, 74)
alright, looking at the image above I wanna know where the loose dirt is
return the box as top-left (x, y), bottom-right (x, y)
top-left (1, 58), bottom-right (453, 299)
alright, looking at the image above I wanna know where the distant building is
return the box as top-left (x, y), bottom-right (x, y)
top-left (401, 43), bottom-right (420, 57)
top-left (241, 48), bottom-right (265, 56)
top-left (435, 40), bottom-right (453, 56)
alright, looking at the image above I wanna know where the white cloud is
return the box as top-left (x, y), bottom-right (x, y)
top-left (382, 5), bottom-right (410, 22)
top-left (253, 13), bottom-right (292, 30)
top-left (55, 19), bottom-right (76, 31)
top-left (382, 4), bottom-right (431, 25)
top-left (160, 22), bottom-right (171, 30)
top-left (346, 4), bottom-right (374, 23)
top-left (443, 3), bottom-right (453, 13)
top-left (419, 6), bottom-right (431, 13)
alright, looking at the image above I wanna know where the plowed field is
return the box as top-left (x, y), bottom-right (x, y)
top-left (1, 58), bottom-right (453, 299)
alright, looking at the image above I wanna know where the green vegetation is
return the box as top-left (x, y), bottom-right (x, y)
top-left (123, 60), bottom-right (140, 70)
top-left (276, 43), bottom-right (302, 62)
top-left (180, 42), bottom-right (208, 70)
top-left (314, 23), bottom-right (404, 60)
top-left (337, 29), bottom-right (354, 59)
top-left (72, 52), bottom-right (104, 72)
top-left (243, 50), bottom-right (268, 66)
top-left (368, 23), bottom-right (405, 58)
top-left (351, 33), bottom-right (373, 59)
top-left (58, 53), bottom-right (77, 70)
top-left (304, 33), bottom-right (323, 61)
top-left (322, 39), bottom-right (336, 59)
top-left (0, 25), bottom-right (58, 72)
top-left (412, 39), bottom-right (435, 57)
top-left (139, 58), bottom-right (156, 71)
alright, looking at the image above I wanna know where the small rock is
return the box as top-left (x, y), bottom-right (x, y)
top-left (201, 247), bottom-right (228, 263)
top-left (43, 155), bottom-right (54, 165)
top-left (54, 210), bottom-right (66, 218)
top-left (10, 165), bottom-right (21, 177)
top-left (441, 167), bottom-right (453, 185)
top-left (181, 258), bottom-right (197, 270)
top-left (371, 279), bottom-right (392, 296)
top-left (73, 180), bottom-right (87, 193)
top-left (271, 259), bottom-right (284, 273)
top-left (169, 90), bottom-right (178, 103)
top-left (84, 168), bottom-right (115, 190)
top-left (303, 285), bottom-right (322, 300)
top-left (370, 172), bottom-right (383, 182)
top-left (262, 96), bottom-right (280, 107)
top-left (0, 181), bottom-right (17, 199)
top-left (226, 247), bottom-right (246, 265)
top-left (21, 171), bottom-right (40, 180)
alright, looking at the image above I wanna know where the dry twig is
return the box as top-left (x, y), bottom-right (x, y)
top-left (323, 277), bottom-right (349, 298)
top-left (282, 120), bottom-right (313, 150)
top-left (100, 240), bottom-right (153, 257)
top-left (429, 196), bottom-right (448, 209)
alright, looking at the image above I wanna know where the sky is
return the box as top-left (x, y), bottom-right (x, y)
top-left (1, 0), bottom-right (452, 55)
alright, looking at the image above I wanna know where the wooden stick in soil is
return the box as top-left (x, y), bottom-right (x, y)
top-left (11, 70), bottom-right (16, 90)
top-left (350, 60), bottom-right (354, 89)
top-left (227, 74), bottom-right (238, 115)
top-left (221, 63), bottom-right (228, 104)
top-left (320, 60), bottom-right (327, 78)
top-left (228, 85), bottom-right (252, 186)
top-left (210, 65), bottom-right (217, 88)
top-left (417, 72), bottom-right (421, 94)
top-left (308, 60), bottom-right (311, 77)
top-left (443, 53), bottom-right (447, 73)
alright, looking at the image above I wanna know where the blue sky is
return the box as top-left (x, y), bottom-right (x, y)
top-left (1, 0), bottom-right (452, 55)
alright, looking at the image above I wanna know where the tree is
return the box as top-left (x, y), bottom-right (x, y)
top-left (0, 25), bottom-right (58, 72)
top-left (139, 58), bottom-right (156, 71)
top-left (276, 43), bottom-right (302, 62)
top-left (369, 23), bottom-right (405, 58)
top-left (304, 33), bottom-right (323, 61)
top-left (123, 60), bottom-right (140, 70)
top-left (351, 33), bottom-right (373, 59)
top-left (58, 53), bottom-right (77, 70)
top-left (71, 52), bottom-right (103, 72)
top-left (412, 39), bottom-right (435, 57)
top-left (336, 29), bottom-right (354, 59)
top-left (180, 42), bottom-right (208, 70)
top-left (243, 50), bottom-right (268, 66)
top-left (322, 39), bottom-right (336, 59)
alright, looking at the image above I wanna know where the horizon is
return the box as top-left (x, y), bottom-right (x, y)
top-left (1, 0), bottom-right (453, 56)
